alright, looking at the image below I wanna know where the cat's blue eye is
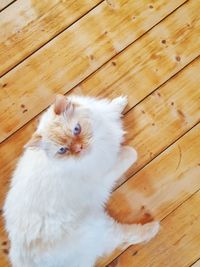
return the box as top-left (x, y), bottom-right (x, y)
top-left (58, 147), bottom-right (68, 154)
top-left (73, 123), bottom-right (81, 136)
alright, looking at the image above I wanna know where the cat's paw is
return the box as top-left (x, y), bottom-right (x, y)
top-left (142, 221), bottom-right (160, 242)
top-left (120, 146), bottom-right (138, 167)
top-left (124, 220), bottom-right (160, 246)
top-left (111, 95), bottom-right (128, 113)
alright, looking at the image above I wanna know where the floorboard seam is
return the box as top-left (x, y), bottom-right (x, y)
top-left (189, 258), bottom-right (200, 267)
top-left (107, 173), bottom-right (200, 267)
top-left (0, 0), bottom-right (17, 13)
top-left (0, 0), bottom-right (104, 78)
top-left (1, 51), bottom-right (199, 149)
top-left (0, 1), bottom-right (195, 145)
top-left (115, 120), bottom-right (200, 191)
top-left (0, 0), bottom-right (188, 78)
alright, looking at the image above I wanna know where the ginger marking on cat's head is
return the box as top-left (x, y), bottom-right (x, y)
top-left (26, 94), bottom-right (92, 158)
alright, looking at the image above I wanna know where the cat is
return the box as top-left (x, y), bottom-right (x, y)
top-left (3, 94), bottom-right (159, 267)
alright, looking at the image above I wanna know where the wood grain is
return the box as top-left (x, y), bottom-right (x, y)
top-left (107, 189), bottom-right (200, 267)
top-left (121, 56), bottom-right (200, 181)
top-left (1, 1), bottom-right (200, 266)
top-left (0, 0), bottom-right (102, 75)
top-left (0, 0), bottom-right (14, 11)
top-left (0, 0), bottom-right (188, 141)
top-left (97, 123), bottom-right (200, 266)
top-left (1, 54), bottom-right (200, 212)
top-left (108, 124), bottom-right (200, 225)
top-left (81, 0), bottom-right (200, 108)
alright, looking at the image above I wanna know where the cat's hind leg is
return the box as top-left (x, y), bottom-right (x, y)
top-left (98, 213), bottom-right (159, 258)
top-left (70, 213), bottom-right (159, 267)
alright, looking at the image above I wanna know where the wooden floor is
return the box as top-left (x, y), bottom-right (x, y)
top-left (0, 0), bottom-right (200, 266)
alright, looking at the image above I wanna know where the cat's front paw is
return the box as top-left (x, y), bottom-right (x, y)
top-left (142, 221), bottom-right (160, 242)
top-left (120, 146), bottom-right (138, 167)
top-left (111, 95), bottom-right (128, 113)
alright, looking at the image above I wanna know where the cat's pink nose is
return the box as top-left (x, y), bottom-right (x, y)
top-left (73, 144), bottom-right (83, 153)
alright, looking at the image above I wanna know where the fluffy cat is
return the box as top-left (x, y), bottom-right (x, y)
top-left (3, 94), bottom-right (159, 267)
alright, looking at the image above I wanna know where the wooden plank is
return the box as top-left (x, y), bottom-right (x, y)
top-left (0, 0), bottom-right (187, 77)
top-left (107, 189), bottom-right (200, 267)
top-left (1, 92), bottom-right (199, 267)
top-left (122, 57), bottom-right (200, 180)
top-left (0, 54), bottom-right (200, 209)
top-left (110, 191), bottom-right (200, 267)
top-left (1, 106), bottom-right (199, 266)
top-left (97, 123), bottom-right (200, 266)
top-left (108, 125), bottom-right (200, 225)
top-left (0, 0), bottom-right (14, 11)
top-left (0, 0), bottom-right (189, 141)
top-left (0, 0), bottom-right (102, 75)
top-left (80, 0), bottom-right (200, 109)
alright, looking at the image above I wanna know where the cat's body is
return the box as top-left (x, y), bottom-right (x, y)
top-left (4, 95), bottom-right (159, 267)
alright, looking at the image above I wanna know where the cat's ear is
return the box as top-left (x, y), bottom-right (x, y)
top-left (25, 133), bottom-right (43, 148)
top-left (54, 94), bottom-right (74, 115)
top-left (54, 94), bottom-right (68, 115)
top-left (111, 96), bottom-right (128, 114)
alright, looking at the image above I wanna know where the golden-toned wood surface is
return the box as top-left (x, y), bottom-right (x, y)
top-left (108, 188), bottom-right (200, 267)
top-left (0, 0), bottom-right (200, 266)
top-left (98, 123), bottom-right (200, 266)
top-left (1, 54), bottom-right (200, 213)
top-left (0, 0), bottom-right (188, 142)
top-left (0, 0), bottom-right (102, 75)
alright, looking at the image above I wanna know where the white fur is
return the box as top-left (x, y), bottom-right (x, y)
top-left (3, 96), bottom-right (159, 267)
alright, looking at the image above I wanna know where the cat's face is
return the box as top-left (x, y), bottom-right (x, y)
top-left (26, 95), bottom-right (93, 158)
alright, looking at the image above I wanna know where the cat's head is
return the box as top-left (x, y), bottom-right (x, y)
top-left (26, 94), bottom-right (126, 159)
top-left (26, 94), bottom-right (93, 158)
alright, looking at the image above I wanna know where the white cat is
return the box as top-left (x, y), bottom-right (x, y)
top-left (3, 94), bottom-right (159, 267)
